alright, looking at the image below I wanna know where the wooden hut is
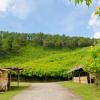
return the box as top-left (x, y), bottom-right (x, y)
top-left (68, 67), bottom-right (95, 84)
top-left (0, 69), bottom-right (9, 91)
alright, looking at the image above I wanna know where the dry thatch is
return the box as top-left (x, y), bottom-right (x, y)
top-left (68, 66), bottom-right (83, 73)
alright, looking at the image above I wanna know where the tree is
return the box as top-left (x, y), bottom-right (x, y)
top-left (0, 35), bottom-right (2, 51)
top-left (72, 0), bottom-right (100, 16)
top-left (94, 6), bottom-right (100, 16)
top-left (2, 35), bottom-right (13, 51)
top-left (85, 46), bottom-right (100, 86)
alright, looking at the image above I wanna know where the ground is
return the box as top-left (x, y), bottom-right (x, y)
top-left (60, 81), bottom-right (100, 100)
top-left (12, 82), bottom-right (82, 100)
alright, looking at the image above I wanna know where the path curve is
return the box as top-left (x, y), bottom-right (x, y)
top-left (12, 82), bottom-right (82, 100)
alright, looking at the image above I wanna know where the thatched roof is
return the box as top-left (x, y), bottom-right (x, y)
top-left (0, 71), bottom-right (2, 74)
top-left (0, 68), bottom-right (10, 72)
top-left (0, 67), bottom-right (23, 73)
top-left (68, 66), bottom-right (83, 73)
top-left (5, 67), bottom-right (23, 71)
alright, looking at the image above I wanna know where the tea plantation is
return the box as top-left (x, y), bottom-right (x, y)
top-left (0, 45), bottom-right (99, 79)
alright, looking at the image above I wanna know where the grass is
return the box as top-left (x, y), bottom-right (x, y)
top-left (60, 81), bottom-right (100, 100)
top-left (0, 82), bottom-right (30, 100)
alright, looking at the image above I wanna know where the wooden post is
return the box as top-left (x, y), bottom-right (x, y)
top-left (79, 72), bottom-right (81, 83)
top-left (72, 71), bottom-right (74, 81)
top-left (89, 74), bottom-right (91, 85)
top-left (68, 73), bottom-right (69, 81)
top-left (17, 70), bottom-right (20, 87)
top-left (8, 71), bottom-right (11, 90)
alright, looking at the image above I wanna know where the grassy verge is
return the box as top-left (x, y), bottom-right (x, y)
top-left (0, 82), bottom-right (30, 100)
top-left (60, 81), bottom-right (100, 100)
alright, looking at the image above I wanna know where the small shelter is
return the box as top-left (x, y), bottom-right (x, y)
top-left (68, 66), bottom-right (95, 84)
top-left (0, 67), bottom-right (23, 91)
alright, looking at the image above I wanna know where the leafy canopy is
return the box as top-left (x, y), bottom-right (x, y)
top-left (71, 0), bottom-right (92, 6)
top-left (71, 0), bottom-right (100, 16)
top-left (94, 6), bottom-right (100, 16)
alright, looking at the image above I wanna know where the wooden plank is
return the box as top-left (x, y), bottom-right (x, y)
top-left (73, 76), bottom-right (88, 84)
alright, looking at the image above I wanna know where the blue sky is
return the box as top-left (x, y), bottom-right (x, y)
top-left (0, 0), bottom-right (100, 38)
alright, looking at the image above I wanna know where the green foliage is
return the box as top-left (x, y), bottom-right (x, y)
top-left (71, 0), bottom-right (92, 6)
top-left (0, 31), bottom-right (95, 51)
top-left (0, 45), bottom-right (92, 78)
top-left (84, 46), bottom-right (100, 86)
top-left (0, 31), bottom-right (99, 79)
top-left (85, 46), bottom-right (100, 74)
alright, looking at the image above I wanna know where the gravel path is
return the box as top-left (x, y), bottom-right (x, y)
top-left (12, 82), bottom-right (82, 100)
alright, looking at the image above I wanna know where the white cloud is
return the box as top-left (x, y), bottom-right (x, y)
top-left (88, 0), bottom-right (100, 38)
top-left (89, 13), bottom-right (100, 31)
top-left (10, 0), bottom-right (35, 19)
top-left (93, 32), bottom-right (100, 39)
top-left (0, 0), bottom-right (35, 19)
top-left (88, 12), bottom-right (100, 38)
top-left (0, 0), bottom-right (11, 12)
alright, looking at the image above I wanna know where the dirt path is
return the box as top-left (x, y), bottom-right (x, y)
top-left (12, 82), bottom-right (82, 100)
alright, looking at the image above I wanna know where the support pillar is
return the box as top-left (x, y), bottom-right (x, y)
top-left (17, 70), bottom-right (20, 87)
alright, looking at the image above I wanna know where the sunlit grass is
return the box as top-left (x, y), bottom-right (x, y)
top-left (60, 81), bottom-right (100, 100)
top-left (0, 82), bottom-right (30, 100)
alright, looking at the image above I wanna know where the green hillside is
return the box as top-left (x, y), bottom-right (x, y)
top-left (0, 45), bottom-right (97, 79)
top-left (0, 32), bottom-right (99, 79)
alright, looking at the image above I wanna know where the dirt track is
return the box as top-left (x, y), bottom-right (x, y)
top-left (12, 82), bottom-right (82, 100)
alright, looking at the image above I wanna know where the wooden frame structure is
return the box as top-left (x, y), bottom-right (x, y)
top-left (68, 67), bottom-right (95, 84)
top-left (6, 67), bottom-right (23, 89)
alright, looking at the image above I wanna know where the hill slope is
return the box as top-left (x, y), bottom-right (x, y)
top-left (0, 46), bottom-right (98, 78)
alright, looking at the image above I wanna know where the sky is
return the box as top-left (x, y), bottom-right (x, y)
top-left (0, 0), bottom-right (100, 38)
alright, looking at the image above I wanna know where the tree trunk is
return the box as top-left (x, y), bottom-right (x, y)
top-left (95, 73), bottom-right (100, 87)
